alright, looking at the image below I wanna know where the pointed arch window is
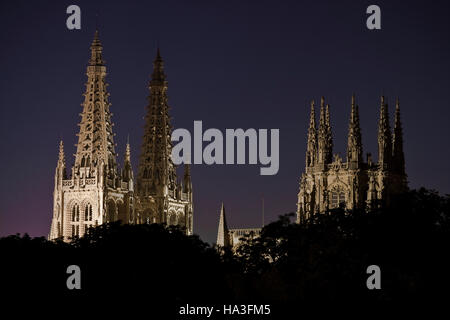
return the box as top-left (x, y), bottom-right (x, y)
top-left (331, 191), bottom-right (346, 209)
top-left (71, 225), bottom-right (79, 237)
top-left (85, 203), bottom-right (93, 221)
top-left (72, 204), bottom-right (80, 222)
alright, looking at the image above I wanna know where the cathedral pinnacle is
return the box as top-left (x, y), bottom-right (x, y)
top-left (325, 103), bottom-right (333, 163)
top-left (309, 100), bottom-right (316, 131)
top-left (347, 94), bottom-right (362, 165)
top-left (318, 97), bottom-right (332, 164)
top-left (377, 95), bottom-right (392, 168)
top-left (89, 30), bottom-right (105, 66)
top-left (392, 98), bottom-right (405, 176)
top-left (122, 140), bottom-right (133, 183)
top-left (151, 47), bottom-right (166, 83)
top-left (305, 100), bottom-right (317, 167)
top-left (58, 140), bottom-right (65, 167)
top-left (125, 140), bottom-right (131, 163)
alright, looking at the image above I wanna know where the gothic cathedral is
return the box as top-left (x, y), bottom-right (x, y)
top-left (49, 31), bottom-right (193, 240)
top-left (297, 95), bottom-right (407, 223)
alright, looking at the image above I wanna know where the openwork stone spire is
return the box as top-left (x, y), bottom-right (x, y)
top-left (305, 100), bottom-right (317, 168)
top-left (347, 94), bottom-right (362, 165)
top-left (377, 96), bottom-right (392, 168)
top-left (74, 30), bottom-right (117, 176)
top-left (137, 49), bottom-right (177, 195)
top-left (392, 98), bottom-right (405, 175)
top-left (50, 31), bottom-right (134, 241)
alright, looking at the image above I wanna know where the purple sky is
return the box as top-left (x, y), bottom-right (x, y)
top-left (1, 0), bottom-right (449, 244)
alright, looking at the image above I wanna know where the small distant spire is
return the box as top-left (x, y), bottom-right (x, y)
top-left (216, 203), bottom-right (230, 247)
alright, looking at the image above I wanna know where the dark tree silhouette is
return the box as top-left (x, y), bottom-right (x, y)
top-left (1, 188), bottom-right (449, 314)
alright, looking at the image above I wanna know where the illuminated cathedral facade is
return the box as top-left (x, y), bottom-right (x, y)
top-left (49, 31), bottom-right (193, 240)
top-left (297, 96), bottom-right (407, 223)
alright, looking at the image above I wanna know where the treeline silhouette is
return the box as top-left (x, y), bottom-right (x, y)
top-left (1, 188), bottom-right (449, 313)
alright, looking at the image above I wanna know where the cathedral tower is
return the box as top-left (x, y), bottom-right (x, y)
top-left (297, 95), bottom-right (407, 223)
top-left (49, 31), bottom-right (134, 240)
top-left (135, 49), bottom-right (193, 235)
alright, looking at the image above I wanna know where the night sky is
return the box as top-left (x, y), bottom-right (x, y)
top-left (0, 0), bottom-right (449, 244)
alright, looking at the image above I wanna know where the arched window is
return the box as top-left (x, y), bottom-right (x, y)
top-left (72, 204), bottom-right (80, 222)
top-left (85, 203), bottom-right (93, 221)
top-left (177, 212), bottom-right (185, 228)
top-left (169, 212), bottom-right (176, 226)
top-left (71, 225), bottom-right (79, 237)
top-left (117, 201), bottom-right (126, 223)
top-left (107, 200), bottom-right (116, 222)
top-left (331, 191), bottom-right (346, 208)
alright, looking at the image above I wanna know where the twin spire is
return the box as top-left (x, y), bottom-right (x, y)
top-left (307, 97), bottom-right (333, 167)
